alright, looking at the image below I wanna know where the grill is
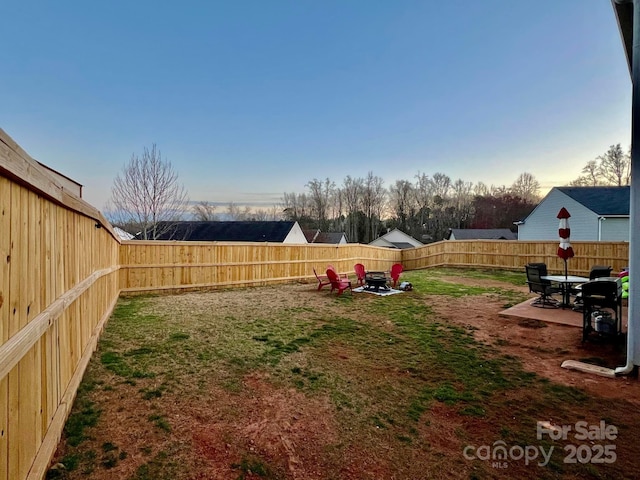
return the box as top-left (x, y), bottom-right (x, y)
top-left (581, 277), bottom-right (622, 341)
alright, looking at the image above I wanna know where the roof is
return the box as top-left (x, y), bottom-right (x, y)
top-left (556, 186), bottom-right (630, 216)
top-left (302, 229), bottom-right (319, 243)
top-left (314, 232), bottom-right (346, 244)
top-left (388, 242), bottom-right (417, 249)
top-left (142, 221), bottom-right (297, 242)
top-left (113, 226), bottom-right (134, 240)
top-left (370, 228), bottom-right (423, 248)
top-left (371, 238), bottom-right (417, 249)
top-left (302, 229), bottom-right (347, 244)
top-left (448, 228), bottom-right (517, 240)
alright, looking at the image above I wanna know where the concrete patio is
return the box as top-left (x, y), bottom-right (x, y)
top-left (500, 296), bottom-right (628, 332)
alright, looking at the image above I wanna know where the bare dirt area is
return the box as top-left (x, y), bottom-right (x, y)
top-left (48, 271), bottom-right (640, 480)
top-left (435, 278), bottom-right (640, 404)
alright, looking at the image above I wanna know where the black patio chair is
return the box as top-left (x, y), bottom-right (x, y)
top-left (589, 265), bottom-right (613, 280)
top-left (525, 263), bottom-right (560, 308)
top-left (573, 265), bottom-right (613, 310)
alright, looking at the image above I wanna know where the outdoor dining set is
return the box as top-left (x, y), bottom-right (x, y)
top-left (524, 262), bottom-right (626, 342)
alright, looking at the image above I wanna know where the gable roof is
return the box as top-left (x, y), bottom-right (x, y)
top-left (448, 228), bottom-right (517, 240)
top-left (114, 226), bottom-right (135, 240)
top-left (314, 232), bottom-right (347, 244)
top-left (141, 221), bottom-right (297, 242)
top-left (302, 229), bottom-right (319, 243)
top-left (370, 228), bottom-right (423, 249)
top-left (302, 229), bottom-right (347, 244)
top-left (556, 186), bottom-right (630, 215)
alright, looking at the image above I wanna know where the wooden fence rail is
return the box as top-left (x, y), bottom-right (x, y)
top-left (0, 129), bottom-right (631, 480)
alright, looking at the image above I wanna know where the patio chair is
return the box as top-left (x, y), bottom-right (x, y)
top-left (573, 265), bottom-right (613, 309)
top-left (525, 263), bottom-right (560, 308)
top-left (354, 263), bottom-right (366, 287)
top-left (326, 268), bottom-right (353, 296)
top-left (313, 268), bottom-right (331, 291)
top-left (589, 265), bottom-right (613, 279)
top-left (389, 263), bottom-right (403, 289)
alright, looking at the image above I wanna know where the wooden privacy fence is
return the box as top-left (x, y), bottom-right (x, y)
top-left (403, 239), bottom-right (629, 276)
top-left (0, 127), bottom-right (632, 480)
top-left (0, 130), bottom-right (120, 480)
top-left (120, 241), bottom-right (401, 294)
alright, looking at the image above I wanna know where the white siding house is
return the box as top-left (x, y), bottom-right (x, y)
top-left (517, 186), bottom-right (630, 241)
top-left (369, 228), bottom-right (423, 249)
top-left (282, 221), bottom-right (308, 244)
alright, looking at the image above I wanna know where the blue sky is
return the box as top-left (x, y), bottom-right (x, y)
top-left (0, 1), bottom-right (631, 212)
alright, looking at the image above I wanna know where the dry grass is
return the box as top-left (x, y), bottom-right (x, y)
top-left (47, 268), bottom-right (640, 480)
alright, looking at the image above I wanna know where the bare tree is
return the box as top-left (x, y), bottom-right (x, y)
top-left (108, 144), bottom-right (188, 239)
top-left (306, 178), bottom-right (335, 230)
top-left (473, 182), bottom-right (490, 197)
top-left (282, 192), bottom-right (312, 225)
top-left (389, 179), bottom-right (415, 232)
top-left (570, 144), bottom-right (631, 186)
top-left (341, 176), bottom-right (363, 243)
top-left (414, 172), bottom-right (435, 228)
top-left (510, 172), bottom-right (541, 203)
top-left (451, 179), bottom-right (474, 228)
top-left (226, 202), bottom-right (253, 220)
top-left (598, 144), bottom-right (630, 186)
top-left (362, 172), bottom-right (386, 242)
top-left (192, 201), bottom-right (217, 221)
top-left (581, 160), bottom-right (600, 186)
top-left (431, 172), bottom-right (451, 201)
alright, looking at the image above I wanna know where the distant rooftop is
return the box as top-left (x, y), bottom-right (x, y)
top-left (138, 221), bottom-right (297, 242)
top-left (448, 228), bottom-right (517, 240)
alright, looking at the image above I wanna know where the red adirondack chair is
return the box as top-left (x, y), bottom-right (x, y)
top-left (313, 268), bottom-right (331, 290)
top-left (326, 268), bottom-right (353, 296)
top-left (328, 264), bottom-right (348, 279)
top-left (354, 263), bottom-right (366, 287)
top-left (389, 263), bottom-right (403, 288)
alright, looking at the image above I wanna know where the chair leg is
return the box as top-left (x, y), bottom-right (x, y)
top-left (531, 294), bottom-right (559, 308)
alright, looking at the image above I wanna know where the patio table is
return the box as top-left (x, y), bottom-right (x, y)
top-left (541, 275), bottom-right (589, 308)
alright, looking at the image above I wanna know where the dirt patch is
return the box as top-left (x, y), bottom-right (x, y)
top-left (428, 290), bottom-right (640, 405)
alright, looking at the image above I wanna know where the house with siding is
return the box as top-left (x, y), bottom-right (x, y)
top-left (516, 186), bottom-right (630, 241)
top-left (369, 228), bottom-right (423, 249)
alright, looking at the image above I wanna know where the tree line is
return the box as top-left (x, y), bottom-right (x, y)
top-left (106, 143), bottom-right (630, 242)
top-left (280, 172), bottom-right (541, 244)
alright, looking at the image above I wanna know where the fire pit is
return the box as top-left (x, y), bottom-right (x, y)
top-left (364, 271), bottom-right (390, 292)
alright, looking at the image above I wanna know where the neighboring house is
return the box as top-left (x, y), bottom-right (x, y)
top-left (516, 186), bottom-right (630, 241)
top-left (369, 228), bottom-right (424, 249)
top-left (303, 229), bottom-right (349, 244)
top-left (447, 228), bottom-right (517, 240)
top-left (113, 226), bottom-right (135, 241)
top-left (137, 221), bottom-right (308, 243)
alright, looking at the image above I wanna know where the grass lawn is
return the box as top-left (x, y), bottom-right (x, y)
top-left (46, 268), bottom-right (640, 480)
